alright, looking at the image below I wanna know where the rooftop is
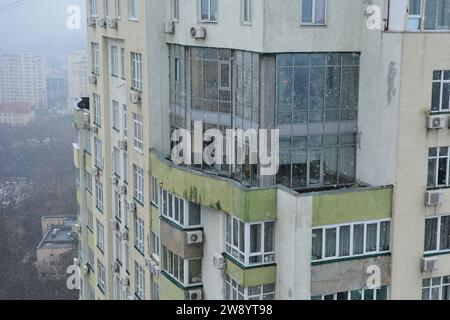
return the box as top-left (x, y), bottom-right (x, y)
top-left (37, 225), bottom-right (77, 249)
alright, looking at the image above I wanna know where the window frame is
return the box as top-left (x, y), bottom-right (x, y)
top-left (135, 214), bottom-right (145, 254)
top-left (93, 93), bottom-right (101, 126)
top-left (120, 48), bottom-right (126, 79)
top-left (90, 0), bottom-right (99, 17)
top-left (95, 178), bottom-right (104, 212)
top-left (128, 0), bottom-right (139, 21)
top-left (151, 176), bottom-right (159, 206)
top-left (111, 45), bottom-right (119, 77)
top-left (422, 276), bottom-right (450, 300)
top-left (242, 0), bottom-right (252, 25)
top-left (94, 137), bottom-right (103, 169)
top-left (96, 219), bottom-right (105, 253)
top-left (92, 42), bottom-right (100, 75)
top-left (133, 164), bottom-right (144, 204)
top-left (225, 215), bottom-right (276, 267)
top-left (428, 147), bottom-right (450, 188)
top-left (200, 0), bottom-right (218, 23)
top-left (301, 0), bottom-right (327, 26)
top-left (425, 215), bottom-right (450, 253)
top-left (113, 147), bottom-right (121, 177)
top-left (112, 100), bottom-right (120, 131)
top-left (131, 52), bottom-right (143, 91)
top-left (431, 70), bottom-right (450, 113)
top-left (161, 189), bottom-right (202, 229)
top-left (225, 274), bottom-right (275, 300)
top-left (171, 0), bottom-right (180, 21)
top-left (313, 286), bottom-right (389, 300)
top-left (162, 246), bottom-right (203, 287)
top-left (132, 113), bottom-right (144, 152)
top-left (97, 260), bottom-right (106, 293)
top-left (311, 219), bottom-right (391, 262)
top-left (135, 262), bottom-right (145, 300)
top-left (104, 0), bottom-right (110, 17)
top-left (115, 0), bottom-right (121, 18)
top-left (151, 230), bottom-right (161, 261)
top-left (114, 190), bottom-right (122, 221)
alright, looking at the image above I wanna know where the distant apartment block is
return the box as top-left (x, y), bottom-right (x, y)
top-left (0, 102), bottom-right (35, 126)
top-left (0, 53), bottom-right (47, 108)
top-left (37, 216), bottom-right (77, 282)
top-left (47, 69), bottom-right (68, 109)
top-left (72, 0), bottom-right (450, 301)
top-left (67, 50), bottom-right (89, 112)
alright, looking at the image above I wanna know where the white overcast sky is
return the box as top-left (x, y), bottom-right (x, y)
top-left (0, 0), bottom-right (87, 56)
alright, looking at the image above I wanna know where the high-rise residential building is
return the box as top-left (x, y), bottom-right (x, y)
top-left (72, 0), bottom-right (450, 300)
top-left (0, 53), bottom-right (47, 108)
top-left (47, 69), bottom-right (68, 109)
top-left (67, 50), bottom-right (89, 112)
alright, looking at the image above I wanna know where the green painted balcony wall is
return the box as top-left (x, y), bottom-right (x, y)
top-left (225, 257), bottom-right (277, 287)
top-left (312, 186), bottom-right (393, 226)
top-left (150, 153), bottom-right (277, 223)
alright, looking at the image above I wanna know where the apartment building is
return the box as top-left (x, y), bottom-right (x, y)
top-left (0, 102), bottom-right (35, 126)
top-left (47, 69), bottom-right (68, 109)
top-left (72, 0), bottom-right (450, 300)
top-left (0, 53), bottom-right (47, 108)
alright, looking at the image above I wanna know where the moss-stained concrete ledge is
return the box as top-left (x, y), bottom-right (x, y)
top-left (225, 255), bottom-right (277, 287)
top-left (160, 271), bottom-right (189, 300)
top-left (150, 152), bottom-right (277, 223)
top-left (311, 186), bottom-right (393, 226)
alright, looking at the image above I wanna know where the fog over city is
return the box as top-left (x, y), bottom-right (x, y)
top-left (0, 0), bottom-right (87, 299)
top-left (0, 0), bottom-right (86, 56)
top-left (1, 0), bottom-right (450, 305)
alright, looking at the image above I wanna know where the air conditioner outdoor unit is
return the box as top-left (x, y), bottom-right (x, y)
top-left (190, 26), bottom-right (206, 39)
top-left (110, 219), bottom-right (120, 231)
top-left (152, 265), bottom-right (161, 278)
top-left (119, 140), bottom-right (127, 151)
top-left (119, 185), bottom-right (127, 195)
top-left (186, 230), bottom-right (203, 245)
top-left (213, 254), bottom-right (226, 270)
top-left (72, 224), bottom-right (81, 234)
top-left (111, 261), bottom-right (120, 273)
top-left (427, 115), bottom-right (445, 129)
top-left (145, 257), bottom-right (156, 269)
top-left (121, 230), bottom-right (129, 241)
top-left (129, 91), bottom-right (141, 104)
top-left (90, 126), bottom-right (99, 134)
top-left (111, 175), bottom-right (119, 185)
top-left (426, 191), bottom-right (442, 206)
top-left (73, 258), bottom-right (81, 267)
top-left (96, 18), bottom-right (107, 28)
top-left (188, 289), bottom-right (203, 300)
top-left (87, 16), bottom-right (97, 27)
top-left (91, 167), bottom-right (100, 177)
top-left (421, 257), bottom-right (439, 272)
top-left (108, 18), bottom-right (119, 29)
top-left (128, 202), bottom-right (136, 213)
top-left (122, 276), bottom-right (130, 287)
top-left (82, 264), bottom-right (90, 275)
top-left (89, 75), bottom-right (97, 85)
top-left (164, 20), bottom-right (175, 34)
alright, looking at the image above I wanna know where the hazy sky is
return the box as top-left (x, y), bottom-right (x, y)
top-left (0, 0), bottom-right (87, 57)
